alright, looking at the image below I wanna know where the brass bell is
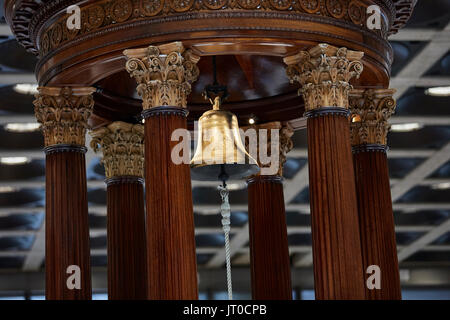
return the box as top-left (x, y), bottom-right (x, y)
top-left (191, 97), bottom-right (260, 181)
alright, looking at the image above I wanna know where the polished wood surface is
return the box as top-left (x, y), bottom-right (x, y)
top-left (353, 150), bottom-right (402, 300)
top-left (2, 0), bottom-right (419, 302)
top-left (307, 113), bottom-right (365, 300)
top-left (45, 150), bottom-right (91, 300)
top-left (6, 0), bottom-right (400, 103)
top-left (106, 178), bottom-right (147, 300)
top-left (90, 56), bottom-right (306, 129)
top-left (247, 175), bottom-right (292, 300)
top-left (5, 0), bottom-right (415, 57)
top-left (144, 109), bottom-right (198, 300)
top-left (5, 0), bottom-right (416, 147)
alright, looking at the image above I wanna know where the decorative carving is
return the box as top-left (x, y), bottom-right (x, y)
top-left (124, 42), bottom-right (200, 110)
top-left (7, 0), bottom-right (414, 55)
top-left (298, 0), bottom-right (320, 13)
top-left (41, 33), bottom-right (50, 54)
top-left (284, 43), bottom-right (364, 112)
top-left (86, 5), bottom-right (105, 30)
top-left (270, 0), bottom-right (292, 10)
top-left (90, 121), bottom-right (144, 179)
top-left (349, 88), bottom-right (396, 146)
top-left (238, 0), bottom-right (261, 9)
top-left (326, 0), bottom-right (346, 19)
top-left (49, 24), bottom-right (62, 48)
top-left (33, 87), bottom-right (95, 147)
top-left (203, 0), bottom-right (228, 9)
top-left (279, 122), bottom-right (294, 174)
top-left (390, 0), bottom-right (418, 35)
top-left (140, 0), bottom-right (165, 16)
top-left (110, 0), bottom-right (133, 22)
top-left (348, 0), bottom-right (365, 25)
top-left (170, 0), bottom-right (195, 12)
top-left (36, 0), bottom-right (393, 57)
top-left (244, 121), bottom-right (294, 177)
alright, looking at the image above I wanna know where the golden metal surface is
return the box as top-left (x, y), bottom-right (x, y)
top-left (191, 97), bottom-right (259, 181)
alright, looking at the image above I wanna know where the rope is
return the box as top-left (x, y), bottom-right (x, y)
top-left (218, 184), bottom-right (233, 300)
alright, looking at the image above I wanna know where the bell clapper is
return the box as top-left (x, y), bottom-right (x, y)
top-left (218, 164), bottom-right (233, 300)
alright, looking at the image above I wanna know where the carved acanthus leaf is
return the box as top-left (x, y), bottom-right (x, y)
top-left (244, 121), bottom-right (294, 177)
top-left (90, 121), bottom-right (144, 179)
top-left (349, 88), bottom-right (397, 146)
top-left (124, 42), bottom-right (200, 109)
top-left (284, 43), bottom-right (364, 111)
top-left (33, 87), bottom-right (95, 147)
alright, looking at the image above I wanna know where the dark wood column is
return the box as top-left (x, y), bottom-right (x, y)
top-left (350, 89), bottom-right (401, 299)
top-left (284, 44), bottom-right (366, 300)
top-left (90, 122), bottom-right (147, 300)
top-left (247, 122), bottom-right (293, 300)
top-left (34, 86), bottom-right (94, 300)
top-left (125, 42), bottom-right (200, 300)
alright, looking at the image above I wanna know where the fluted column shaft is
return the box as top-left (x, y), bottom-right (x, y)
top-left (90, 122), bottom-right (147, 299)
top-left (125, 42), bottom-right (199, 299)
top-left (34, 86), bottom-right (94, 300)
top-left (106, 178), bottom-right (146, 299)
top-left (285, 44), bottom-right (366, 299)
top-left (246, 122), bottom-right (293, 300)
top-left (350, 89), bottom-right (401, 299)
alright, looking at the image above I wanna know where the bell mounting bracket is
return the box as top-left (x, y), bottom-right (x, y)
top-left (203, 56), bottom-right (229, 104)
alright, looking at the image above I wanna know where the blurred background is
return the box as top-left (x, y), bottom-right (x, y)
top-left (0, 0), bottom-right (449, 300)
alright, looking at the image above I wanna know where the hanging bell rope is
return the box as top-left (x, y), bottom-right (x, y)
top-left (218, 181), bottom-right (232, 300)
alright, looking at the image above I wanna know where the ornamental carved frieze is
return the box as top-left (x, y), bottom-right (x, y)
top-left (244, 121), bottom-right (294, 177)
top-left (284, 43), bottom-right (364, 111)
top-left (90, 121), bottom-right (144, 178)
top-left (349, 88), bottom-right (396, 146)
top-left (33, 87), bottom-right (95, 147)
top-left (37, 0), bottom-right (388, 57)
top-left (124, 42), bottom-right (200, 109)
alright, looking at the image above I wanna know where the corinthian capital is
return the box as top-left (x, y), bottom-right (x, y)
top-left (90, 122), bottom-right (144, 179)
top-left (33, 86), bottom-right (95, 147)
top-left (349, 88), bottom-right (397, 146)
top-left (284, 43), bottom-right (364, 111)
top-left (244, 121), bottom-right (294, 177)
top-left (124, 41), bottom-right (200, 110)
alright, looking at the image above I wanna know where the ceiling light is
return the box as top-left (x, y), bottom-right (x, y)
top-left (5, 123), bottom-right (41, 132)
top-left (390, 122), bottom-right (423, 132)
top-left (0, 157), bottom-right (30, 165)
top-left (0, 186), bottom-right (17, 193)
top-left (399, 269), bottom-right (410, 282)
top-left (431, 182), bottom-right (450, 190)
top-left (351, 115), bottom-right (361, 123)
top-left (13, 83), bottom-right (39, 95)
top-left (248, 118), bottom-right (255, 125)
top-left (226, 183), bottom-right (246, 191)
top-left (425, 86), bottom-right (450, 97)
top-left (401, 208), bottom-right (418, 214)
